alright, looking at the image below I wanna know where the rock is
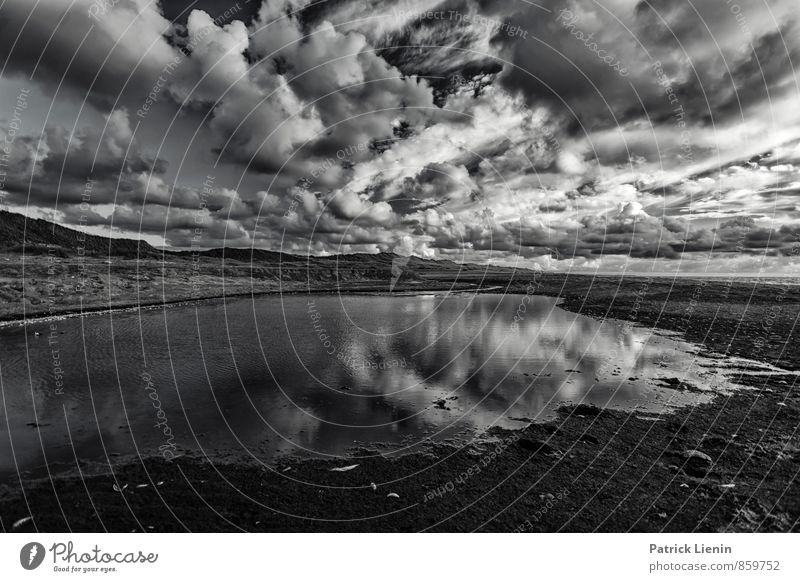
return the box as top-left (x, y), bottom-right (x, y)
top-left (433, 399), bottom-right (450, 410)
top-left (329, 464), bottom-right (359, 472)
top-left (569, 403), bottom-right (602, 416)
top-left (682, 449), bottom-right (713, 478)
top-left (580, 434), bottom-right (599, 445)
top-left (12, 516), bottom-right (32, 529)
top-left (519, 439), bottom-right (556, 455)
top-left (683, 449), bottom-right (712, 463)
top-left (658, 377), bottom-right (702, 393)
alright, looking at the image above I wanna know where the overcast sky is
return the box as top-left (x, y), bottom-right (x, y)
top-left (1, 0), bottom-right (799, 274)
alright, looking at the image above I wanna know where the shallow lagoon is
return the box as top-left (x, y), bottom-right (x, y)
top-left (0, 293), bottom-right (731, 477)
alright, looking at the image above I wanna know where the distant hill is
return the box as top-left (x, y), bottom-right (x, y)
top-left (0, 210), bottom-right (162, 258)
top-left (0, 209), bottom-right (531, 280)
top-left (173, 246), bottom-right (288, 264)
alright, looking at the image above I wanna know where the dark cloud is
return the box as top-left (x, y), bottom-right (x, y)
top-left (0, 0), bottom-right (178, 109)
top-left (493, 0), bottom-right (800, 131)
top-left (0, 0), bottom-right (798, 272)
top-left (1, 109), bottom-right (168, 206)
top-left (159, 0), bottom-right (261, 27)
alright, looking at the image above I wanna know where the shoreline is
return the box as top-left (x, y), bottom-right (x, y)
top-left (0, 282), bottom-right (491, 327)
top-left (1, 277), bottom-right (798, 532)
top-left (0, 270), bottom-right (762, 328)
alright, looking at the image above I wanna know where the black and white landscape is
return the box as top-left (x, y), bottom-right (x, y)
top-left (0, 0), bottom-right (798, 533)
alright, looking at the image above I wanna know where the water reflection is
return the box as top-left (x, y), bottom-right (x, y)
top-left (0, 293), bottom-right (722, 478)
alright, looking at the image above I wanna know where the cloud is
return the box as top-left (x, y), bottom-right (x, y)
top-left (0, 108), bottom-right (166, 206)
top-left (0, 0), bottom-right (178, 105)
top-left (0, 0), bottom-right (798, 273)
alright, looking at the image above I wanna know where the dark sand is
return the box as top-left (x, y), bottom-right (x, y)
top-left (1, 275), bottom-right (799, 532)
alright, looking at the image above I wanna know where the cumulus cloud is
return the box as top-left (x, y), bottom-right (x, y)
top-left (0, 0), bottom-right (798, 273)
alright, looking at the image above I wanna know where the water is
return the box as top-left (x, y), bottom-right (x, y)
top-left (0, 293), bottom-right (730, 478)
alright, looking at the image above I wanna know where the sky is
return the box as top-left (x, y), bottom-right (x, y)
top-left (0, 0), bottom-right (799, 274)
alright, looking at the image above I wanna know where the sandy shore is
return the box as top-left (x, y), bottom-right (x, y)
top-left (1, 276), bottom-right (798, 532)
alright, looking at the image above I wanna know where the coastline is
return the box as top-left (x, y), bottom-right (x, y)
top-left (0, 278), bottom-right (482, 326)
top-left (0, 284), bottom-right (515, 327)
top-left (1, 276), bottom-right (798, 532)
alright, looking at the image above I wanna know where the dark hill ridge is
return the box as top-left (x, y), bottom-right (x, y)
top-left (172, 246), bottom-right (287, 264)
top-left (0, 210), bottom-right (161, 259)
top-left (0, 209), bottom-right (531, 280)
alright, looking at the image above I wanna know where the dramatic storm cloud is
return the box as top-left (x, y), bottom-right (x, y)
top-left (1, 0), bottom-right (799, 273)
